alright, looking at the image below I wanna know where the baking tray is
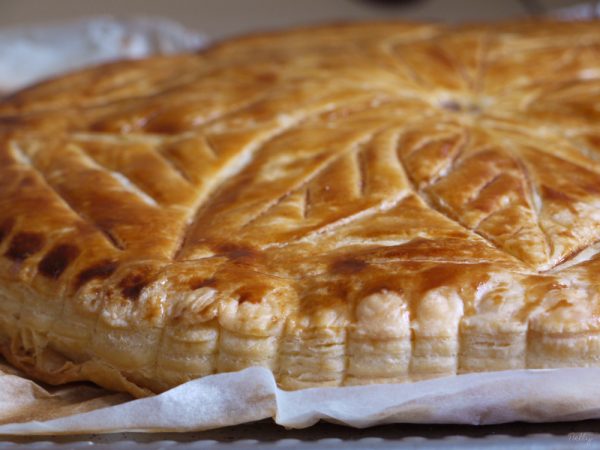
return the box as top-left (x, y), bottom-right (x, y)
top-left (1, 420), bottom-right (600, 449)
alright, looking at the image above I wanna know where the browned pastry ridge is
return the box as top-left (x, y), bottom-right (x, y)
top-left (1, 20), bottom-right (600, 397)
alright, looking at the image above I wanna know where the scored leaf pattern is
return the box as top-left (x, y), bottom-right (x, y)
top-left (2, 23), bottom-right (600, 284)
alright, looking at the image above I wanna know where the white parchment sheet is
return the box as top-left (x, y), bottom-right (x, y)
top-left (1, 366), bottom-right (600, 434)
top-left (0, 16), bottom-right (205, 94)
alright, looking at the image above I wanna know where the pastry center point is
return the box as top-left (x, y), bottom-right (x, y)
top-left (438, 98), bottom-right (483, 115)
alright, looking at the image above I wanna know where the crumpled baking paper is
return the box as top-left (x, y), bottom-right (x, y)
top-left (2, 363), bottom-right (600, 435)
top-left (0, 16), bottom-right (206, 94)
top-left (554, 3), bottom-right (600, 20)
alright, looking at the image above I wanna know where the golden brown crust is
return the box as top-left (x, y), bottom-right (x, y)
top-left (2, 20), bottom-right (600, 396)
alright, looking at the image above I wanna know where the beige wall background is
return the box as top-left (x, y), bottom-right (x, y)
top-left (0, 0), bottom-right (587, 38)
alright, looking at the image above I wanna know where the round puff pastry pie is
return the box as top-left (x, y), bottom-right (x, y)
top-left (1, 20), bottom-right (600, 397)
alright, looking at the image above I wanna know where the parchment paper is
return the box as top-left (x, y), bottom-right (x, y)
top-left (0, 16), bottom-right (206, 94)
top-left (2, 11), bottom-right (600, 435)
top-left (2, 362), bottom-right (600, 435)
